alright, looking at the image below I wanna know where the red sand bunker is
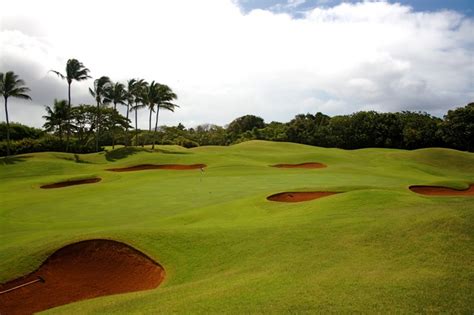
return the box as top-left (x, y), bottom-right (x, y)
top-left (40, 178), bottom-right (101, 189)
top-left (272, 162), bottom-right (327, 169)
top-left (0, 239), bottom-right (165, 315)
top-left (267, 191), bottom-right (338, 202)
top-left (107, 164), bottom-right (206, 172)
top-left (409, 184), bottom-right (474, 196)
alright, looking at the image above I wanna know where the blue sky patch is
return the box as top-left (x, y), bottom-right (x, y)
top-left (237, 0), bottom-right (474, 17)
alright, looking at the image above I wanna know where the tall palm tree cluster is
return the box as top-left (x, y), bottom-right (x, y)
top-left (0, 58), bottom-right (178, 156)
top-left (0, 72), bottom-right (31, 156)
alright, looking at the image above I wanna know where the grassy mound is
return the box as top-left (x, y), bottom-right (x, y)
top-left (0, 140), bottom-right (473, 313)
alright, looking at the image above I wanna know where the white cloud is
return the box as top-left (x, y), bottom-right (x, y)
top-left (0, 0), bottom-right (473, 128)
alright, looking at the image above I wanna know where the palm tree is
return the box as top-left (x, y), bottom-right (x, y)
top-left (89, 76), bottom-right (112, 152)
top-left (104, 82), bottom-right (127, 112)
top-left (0, 71), bottom-right (32, 156)
top-left (104, 82), bottom-right (127, 149)
top-left (148, 83), bottom-right (178, 150)
top-left (129, 79), bottom-right (147, 146)
top-left (50, 59), bottom-right (91, 152)
top-left (141, 81), bottom-right (158, 146)
top-left (43, 99), bottom-right (69, 143)
top-left (124, 79), bottom-right (137, 146)
top-left (141, 82), bottom-right (159, 132)
top-left (146, 99), bottom-right (155, 131)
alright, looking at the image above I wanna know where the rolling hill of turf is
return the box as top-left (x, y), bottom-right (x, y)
top-left (0, 140), bottom-right (473, 313)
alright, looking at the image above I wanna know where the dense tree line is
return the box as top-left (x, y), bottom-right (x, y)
top-left (1, 60), bottom-right (473, 156)
top-left (220, 106), bottom-right (472, 151)
top-left (1, 103), bottom-right (473, 155)
top-left (152, 104), bottom-right (473, 151)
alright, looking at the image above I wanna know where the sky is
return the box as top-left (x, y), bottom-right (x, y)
top-left (1, 0), bottom-right (473, 129)
top-left (239, 0), bottom-right (474, 17)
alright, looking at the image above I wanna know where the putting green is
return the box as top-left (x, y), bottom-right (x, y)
top-left (0, 140), bottom-right (473, 313)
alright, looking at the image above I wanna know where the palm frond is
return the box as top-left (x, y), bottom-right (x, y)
top-left (90, 76), bottom-right (112, 104)
top-left (60, 59), bottom-right (92, 83)
top-left (0, 71), bottom-right (32, 100)
top-left (49, 70), bottom-right (66, 80)
top-left (89, 87), bottom-right (96, 98)
top-left (11, 86), bottom-right (31, 94)
top-left (74, 69), bottom-right (91, 81)
top-left (12, 93), bottom-right (32, 100)
top-left (162, 101), bottom-right (179, 108)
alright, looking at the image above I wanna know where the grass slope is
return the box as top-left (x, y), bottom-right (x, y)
top-left (0, 141), bottom-right (473, 313)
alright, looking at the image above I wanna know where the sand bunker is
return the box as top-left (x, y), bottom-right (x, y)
top-left (0, 239), bottom-right (165, 315)
top-left (272, 162), bottom-right (327, 169)
top-left (409, 184), bottom-right (474, 196)
top-left (267, 191), bottom-right (338, 202)
top-left (107, 164), bottom-right (206, 172)
top-left (40, 178), bottom-right (101, 189)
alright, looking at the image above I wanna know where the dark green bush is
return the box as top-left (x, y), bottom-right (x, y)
top-left (0, 122), bottom-right (43, 141)
top-left (174, 136), bottom-right (199, 148)
top-left (0, 135), bottom-right (97, 156)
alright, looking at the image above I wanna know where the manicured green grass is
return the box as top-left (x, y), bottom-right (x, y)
top-left (1, 140), bottom-right (473, 313)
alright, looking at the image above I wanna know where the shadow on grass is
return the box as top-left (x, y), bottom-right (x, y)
top-left (105, 147), bottom-right (143, 162)
top-left (0, 155), bottom-right (33, 165)
top-left (74, 154), bottom-right (93, 164)
top-left (106, 146), bottom-right (190, 161)
top-left (55, 154), bottom-right (94, 164)
top-left (154, 148), bottom-right (190, 155)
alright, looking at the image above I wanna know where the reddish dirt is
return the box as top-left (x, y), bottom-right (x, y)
top-left (267, 191), bottom-right (338, 202)
top-left (0, 239), bottom-right (165, 315)
top-left (409, 184), bottom-right (474, 196)
top-left (107, 164), bottom-right (206, 172)
top-left (40, 178), bottom-right (101, 189)
top-left (272, 162), bottom-right (327, 169)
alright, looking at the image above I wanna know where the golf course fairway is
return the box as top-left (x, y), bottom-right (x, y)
top-left (0, 140), bottom-right (473, 313)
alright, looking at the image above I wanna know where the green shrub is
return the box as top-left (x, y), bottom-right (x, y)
top-left (0, 122), bottom-right (43, 141)
top-left (174, 136), bottom-right (199, 148)
top-left (0, 135), bottom-right (97, 156)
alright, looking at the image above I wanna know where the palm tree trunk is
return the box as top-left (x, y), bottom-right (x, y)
top-left (4, 96), bottom-right (11, 156)
top-left (125, 102), bottom-right (130, 146)
top-left (148, 108), bottom-right (152, 132)
top-left (112, 102), bottom-right (117, 150)
top-left (66, 82), bottom-right (71, 152)
top-left (112, 131), bottom-right (115, 149)
top-left (152, 106), bottom-right (160, 150)
top-left (134, 103), bottom-right (138, 146)
top-left (96, 101), bottom-right (100, 152)
top-left (148, 107), bottom-right (153, 147)
top-left (84, 125), bottom-right (94, 146)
